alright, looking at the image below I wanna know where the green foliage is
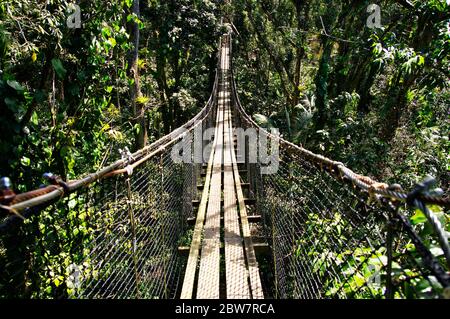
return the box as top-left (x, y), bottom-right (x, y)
top-left (232, 0), bottom-right (449, 298)
top-left (253, 114), bottom-right (274, 128)
top-left (0, 0), bottom-right (448, 300)
top-left (51, 58), bottom-right (67, 79)
top-left (0, 1), bottom-right (220, 298)
top-left (233, 0), bottom-right (449, 190)
top-left (0, 0), bottom-right (219, 186)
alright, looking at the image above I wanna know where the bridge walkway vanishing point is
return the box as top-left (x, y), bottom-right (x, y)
top-left (0, 31), bottom-right (449, 300)
top-left (181, 36), bottom-right (263, 299)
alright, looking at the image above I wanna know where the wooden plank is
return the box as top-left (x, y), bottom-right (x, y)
top-left (180, 62), bottom-right (223, 298)
top-left (196, 238), bottom-right (221, 299)
top-left (227, 88), bottom-right (264, 299)
top-left (193, 197), bottom-right (254, 206)
top-left (196, 122), bottom-right (221, 298)
top-left (180, 111), bottom-right (217, 299)
top-left (183, 38), bottom-right (264, 300)
top-left (196, 56), bottom-right (226, 298)
top-left (223, 91), bottom-right (250, 299)
top-left (198, 182), bottom-right (249, 189)
top-left (201, 169), bottom-right (247, 177)
top-left (187, 214), bottom-right (261, 226)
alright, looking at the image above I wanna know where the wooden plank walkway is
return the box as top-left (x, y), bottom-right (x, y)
top-left (179, 91), bottom-right (219, 299)
top-left (195, 69), bottom-right (224, 299)
top-left (223, 75), bottom-right (251, 299)
top-left (180, 35), bottom-right (264, 299)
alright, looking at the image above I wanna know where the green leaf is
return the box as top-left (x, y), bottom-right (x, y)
top-left (136, 96), bottom-right (150, 105)
top-left (418, 55), bottom-right (425, 66)
top-left (100, 123), bottom-right (111, 132)
top-left (127, 14), bottom-right (136, 23)
top-left (372, 43), bottom-right (383, 56)
top-left (134, 123), bottom-right (141, 134)
top-left (20, 156), bottom-right (31, 167)
top-left (253, 114), bottom-right (272, 127)
top-left (101, 27), bottom-right (111, 38)
top-left (124, 0), bottom-right (133, 8)
top-left (353, 273), bottom-right (366, 287)
top-left (7, 80), bottom-right (24, 91)
top-left (410, 210), bottom-right (427, 225)
top-left (108, 37), bottom-right (117, 47)
top-left (31, 111), bottom-right (39, 126)
top-left (51, 58), bottom-right (67, 79)
top-left (4, 97), bottom-right (17, 110)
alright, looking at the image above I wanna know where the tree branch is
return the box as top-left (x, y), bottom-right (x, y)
top-left (395, 0), bottom-right (414, 10)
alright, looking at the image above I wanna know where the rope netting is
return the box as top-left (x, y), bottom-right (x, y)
top-left (1, 31), bottom-right (449, 300)
top-left (0, 45), bottom-right (220, 299)
top-left (249, 151), bottom-right (449, 298)
top-left (228, 33), bottom-right (450, 298)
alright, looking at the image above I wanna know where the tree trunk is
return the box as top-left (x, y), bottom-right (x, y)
top-left (380, 11), bottom-right (436, 141)
top-left (128, 0), bottom-right (147, 150)
top-left (380, 72), bottom-right (416, 141)
top-left (314, 38), bottom-right (332, 130)
top-left (172, 50), bottom-right (182, 127)
top-left (356, 62), bottom-right (379, 113)
top-left (292, 0), bottom-right (308, 106)
top-left (156, 50), bottom-right (172, 134)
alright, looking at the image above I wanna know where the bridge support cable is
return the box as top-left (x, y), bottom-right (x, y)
top-left (0, 35), bottom-right (222, 298)
top-left (227, 30), bottom-right (449, 298)
top-left (0, 25), bottom-right (449, 300)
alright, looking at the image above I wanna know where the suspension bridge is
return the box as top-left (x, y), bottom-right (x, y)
top-left (1, 30), bottom-right (449, 299)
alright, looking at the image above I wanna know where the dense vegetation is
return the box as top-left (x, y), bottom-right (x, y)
top-left (0, 0), bottom-right (449, 300)
top-left (1, 0), bottom-right (448, 192)
top-left (0, 0), bottom-right (221, 192)
top-left (231, 0), bottom-right (449, 191)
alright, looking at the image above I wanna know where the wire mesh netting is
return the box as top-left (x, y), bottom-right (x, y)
top-left (0, 115), bottom-right (219, 299)
top-left (0, 58), bottom-right (219, 298)
top-left (230, 60), bottom-right (450, 299)
top-left (253, 152), bottom-right (449, 299)
top-left (1, 32), bottom-right (449, 300)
